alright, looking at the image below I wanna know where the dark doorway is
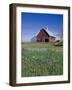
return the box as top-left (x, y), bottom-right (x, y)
top-left (45, 39), bottom-right (49, 42)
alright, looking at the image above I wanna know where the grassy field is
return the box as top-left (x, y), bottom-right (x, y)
top-left (21, 42), bottom-right (63, 77)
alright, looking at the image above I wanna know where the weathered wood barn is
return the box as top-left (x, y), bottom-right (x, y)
top-left (31, 28), bottom-right (55, 42)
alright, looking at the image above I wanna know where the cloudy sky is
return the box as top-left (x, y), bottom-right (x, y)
top-left (21, 12), bottom-right (63, 42)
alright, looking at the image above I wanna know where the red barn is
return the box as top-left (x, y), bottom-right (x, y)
top-left (36, 28), bottom-right (55, 42)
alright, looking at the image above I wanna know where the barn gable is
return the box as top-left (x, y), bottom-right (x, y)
top-left (36, 28), bottom-right (50, 42)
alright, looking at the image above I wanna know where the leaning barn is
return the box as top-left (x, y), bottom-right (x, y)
top-left (31, 28), bottom-right (55, 42)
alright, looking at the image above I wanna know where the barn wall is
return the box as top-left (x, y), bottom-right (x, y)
top-left (36, 30), bottom-right (49, 42)
top-left (49, 37), bottom-right (55, 42)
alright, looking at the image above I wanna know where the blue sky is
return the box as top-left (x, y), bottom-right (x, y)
top-left (21, 12), bottom-right (63, 42)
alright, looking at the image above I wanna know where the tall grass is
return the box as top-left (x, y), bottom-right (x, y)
top-left (21, 42), bottom-right (63, 77)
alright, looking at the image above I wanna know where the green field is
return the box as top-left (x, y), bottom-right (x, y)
top-left (21, 42), bottom-right (63, 77)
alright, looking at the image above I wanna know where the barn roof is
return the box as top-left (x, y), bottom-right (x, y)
top-left (49, 35), bottom-right (55, 38)
top-left (40, 28), bottom-right (50, 37)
